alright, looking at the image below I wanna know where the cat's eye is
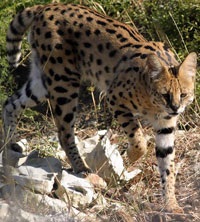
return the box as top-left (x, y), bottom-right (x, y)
top-left (180, 93), bottom-right (187, 98)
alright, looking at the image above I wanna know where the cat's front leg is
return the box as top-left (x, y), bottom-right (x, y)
top-left (154, 116), bottom-right (183, 213)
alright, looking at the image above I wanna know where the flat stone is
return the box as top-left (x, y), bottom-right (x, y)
top-left (12, 155), bottom-right (62, 194)
top-left (0, 201), bottom-right (77, 222)
top-left (0, 186), bottom-right (88, 221)
top-left (55, 170), bottom-right (94, 208)
top-left (77, 130), bottom-right (141, 184)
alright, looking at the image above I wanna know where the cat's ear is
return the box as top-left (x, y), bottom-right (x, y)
top-left (179, 52), bottom-right (197, 80)
top-left (146, 54), bottom-right (164, 80)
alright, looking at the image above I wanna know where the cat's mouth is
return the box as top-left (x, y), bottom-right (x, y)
top-left (169, 112), bottom-right (179, 116)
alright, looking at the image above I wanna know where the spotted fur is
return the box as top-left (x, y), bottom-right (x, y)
top-left (3, 3), bottom-right (197, 212)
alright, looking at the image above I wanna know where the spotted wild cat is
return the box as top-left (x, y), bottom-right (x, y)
top-left (3, 3), bottom-right (197, 212)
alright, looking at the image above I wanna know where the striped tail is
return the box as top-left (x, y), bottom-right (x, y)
top-left (6, 5), bottom-right (42, 67)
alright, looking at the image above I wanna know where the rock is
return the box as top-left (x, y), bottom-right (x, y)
top-left (0, 129), bottom-right (141, 221)
top-left (77, 130), bottom-right (141, 184)
top-left (11, 155), bottom-right (62, 194)
top-left (0, 201), bottom-right (10, 220)
top-left (2, 148), bottom-right (24, 167)
top-left (0, 198), bottom-right (79, 222)
top-left (55, 169), bottom-right (94, 208)
top-left (0, 186), bottom-right (89, 221)
top-left (14, 185), bottom-right (69, 214)
top-left (1, 184), bottom-right (76, 214)
top-left (24, 130), bottom-right (141, 185)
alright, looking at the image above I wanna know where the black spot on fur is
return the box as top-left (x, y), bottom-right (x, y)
top-left (47, 77), bottom-right (52, 85)
top-left (55, 43), bottom-right (63, 50)
top-left (144, 45), bottom-right (156, 51)
top-left (78, 14), bottom-right (83, 19)
top-left (45, 31), bottom-right (52, 38)
top-left (140, 54), bottom-right (147, 59)
top-left (86, 17), bottom-right (93, 22)
top-left (97, 20), bottom-right (107, 26)
top-left (57, 29), bottom-right (64, 36)
top-left (48, 15), bottom-right (54, 20)
top-left (114, 110), bottom-right (124, 118)
top-left (109, 50), bottom-right (117, 57)
top-left (84, 42), bottom-right (92, 48)
top-left (36, 28), bottom-right (41, 35)
top-left (50, 57), bottom-right (56, 64)
top-left (55, 105), bottom-right (62, 116)
top-left (57, 57), bottom-right (63, 63)
top-left (49, 69), bottom-right (54, 76)
top-left (74, 31), bottom-right (81, 38)
top-left (94, 29), bottom-right (101, 36)
top-left (54, 86), bottom-right (68, 93)
top-left (122, 122), bottom-right (130, 128)
top-left (106, 28), bottom-right (116, 34)
top-left (166, 169), bottom-right (170, 176)
top-left (97, 44), bottom-right (104, 53)
top-left (64, 113), bottom-right (74, 123)
top-left (129, 133), bottom-right (134, 138)
top-left (57, 97), bottom-right (71, 105)
top-left (96, 59), bottom-right (102, 65)
top-left (70, 93), bottom-right (78, 98)
top-left (85, 29), bottom-right (91, 36)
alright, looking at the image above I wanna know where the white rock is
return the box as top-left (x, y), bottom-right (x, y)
top-left (77, 130), bottom-right (141, 183)
top-left (12, 156), bottom-right (62, 194)
top-left (0, 201), bottom-right (10, 220)
top-left (15, 185), bottom-right (69, 214)
top-left (0, 186), bottom-right (87, 221)
top-left (0, 200), bottom-right (77, 222)
top-left (55, 170), bottom-right (94, 208)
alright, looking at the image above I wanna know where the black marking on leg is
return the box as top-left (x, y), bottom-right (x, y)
top-left (18, 14), bottom-right (25, 27)
top-left (114, 110), bottom-right (124, 118)
top-left (10, 21), bottom-right (20, 35)
top-left (26, 81), bottom-right (40, 104)
top-left (122, 112), bottom-right (133, 118)
top-left (11, 143), bottom-right (23, 153)
top-left (57, 97), bottom-right (71, 105)
top-left (161, 178), bottom-right (166, 184)
top-left (63, 113), bottom-right (74, 123)
top-left (156, 146), bottom-right (173, 158)
top-left (65, 134), bottom-right (71, 139)
top-left (55, 105), bottom-right (62, 116)
top-left (6, 37), bottom-right (23, 43)
top-left (70, 93), bottom-right (78, 99)
top-left (157, 127), bottom-right (174, 134)
top-left (7, 49), bottom-right (20, 56)
top-left (54, 86), bottom-right (68, 93)
top-left (166, 169), bottom-right (170, 176)
top-left (121, 122), bottom-right (130, 128)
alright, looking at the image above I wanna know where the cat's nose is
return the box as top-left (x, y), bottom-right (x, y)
top-left (170, 104), bottom-right (180, 113)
